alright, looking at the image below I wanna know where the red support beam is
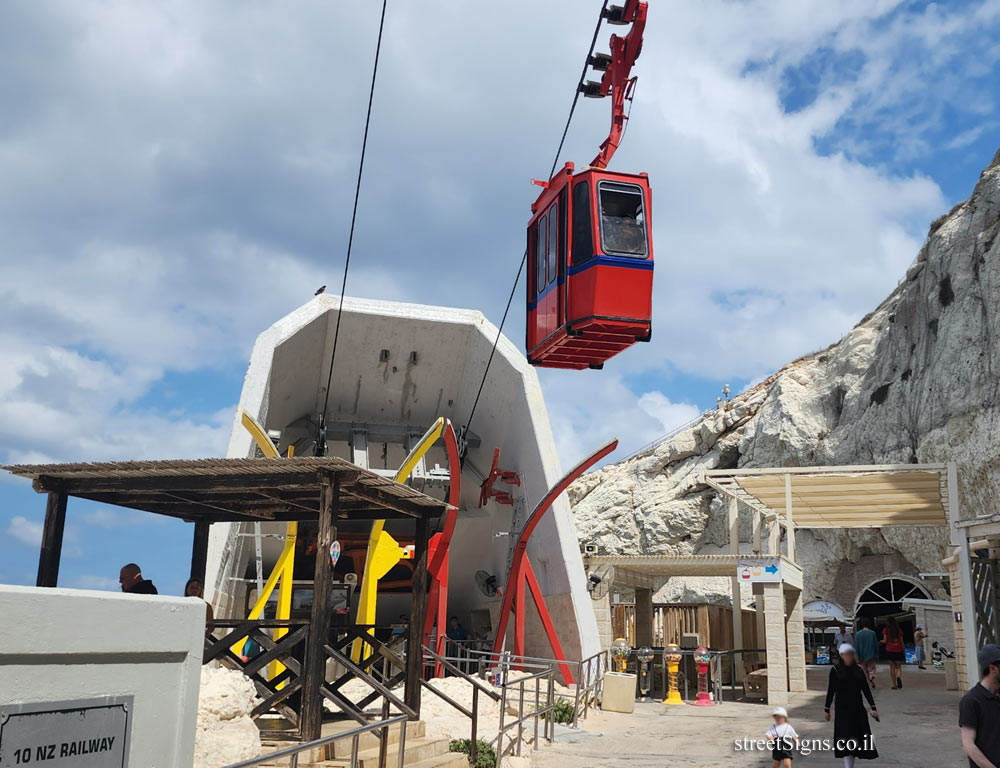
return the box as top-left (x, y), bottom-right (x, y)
top-left (492, 438), bottom-right (618, 659)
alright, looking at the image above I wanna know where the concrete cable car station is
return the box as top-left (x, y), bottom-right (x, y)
top-left (207, 295), bottom-right (602, 663)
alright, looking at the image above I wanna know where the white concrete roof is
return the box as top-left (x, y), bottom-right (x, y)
top-left (704, 464), bottom-right (950, 528)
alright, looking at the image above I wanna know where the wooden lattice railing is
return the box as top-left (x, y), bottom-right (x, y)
top-left (204, 621), bottom-right (414, 740)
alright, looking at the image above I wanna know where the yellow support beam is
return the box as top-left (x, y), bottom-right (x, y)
top-left (351, 417), bottom-right (445, 661)
top-left (232, 411), bottom-right (298, 687)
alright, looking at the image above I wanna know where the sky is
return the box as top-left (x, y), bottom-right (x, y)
top-left (1, 0), bottom-right (999, 594)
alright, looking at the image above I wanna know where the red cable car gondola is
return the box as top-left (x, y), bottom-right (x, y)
top-left (527, 0), bottom-right (652, 370)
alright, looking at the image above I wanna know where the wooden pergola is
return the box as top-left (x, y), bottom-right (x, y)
top-left (3, 457), bottom-right (451, 739)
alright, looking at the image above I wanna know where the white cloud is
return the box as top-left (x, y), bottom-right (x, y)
top-left (5, 515), bottom-right (43, 547)
top-left (0, 0), bottom-right (996, 472)
top-left (77, 507), bottom-right (164, 529)
top-left (72, 575), bottom-right (121, 591)
top-left (542, 371), bottom-right (701, 467)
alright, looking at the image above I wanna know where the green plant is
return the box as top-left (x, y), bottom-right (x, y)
top-left (449, 738), bottom-right (496, 768)
top-left (548, 697), bottom-right (576, 724)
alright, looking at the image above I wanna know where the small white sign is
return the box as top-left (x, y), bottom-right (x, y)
top-left (737, 558), bottom-right (782, 583)
top-left (0, 696), bottom-right (132, 768)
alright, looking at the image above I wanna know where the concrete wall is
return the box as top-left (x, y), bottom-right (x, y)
top-left (206, 296), bottom-right (601, 660)
top-left (907, 603), bottom-right (953, 662)
top-left (0, 585), bottom-right (204, 768)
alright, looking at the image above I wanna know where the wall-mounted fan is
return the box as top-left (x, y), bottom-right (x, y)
top-left (587, 564), bottom-right (615, 600)
top-left (475, 570), bottom-right (499, 598)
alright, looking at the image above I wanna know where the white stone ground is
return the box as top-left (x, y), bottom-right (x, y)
top-left (532, 665), bottom-right (967, 767)
top-left (332, 671), bottom-right (575, 748)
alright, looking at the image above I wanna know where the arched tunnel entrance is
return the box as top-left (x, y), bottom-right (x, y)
top-left (854, 576), bottom-right (930, 657)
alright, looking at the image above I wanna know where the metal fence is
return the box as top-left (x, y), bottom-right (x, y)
top-left (219, 713), bottom-right (408, 768)
top-left (492, 654), bottom-right (557, 767)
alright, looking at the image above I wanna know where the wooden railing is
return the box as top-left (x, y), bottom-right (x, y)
top-left (206, 619), bottom-right (310, 730)
top-left (205, 621), bottom-right (416, 741)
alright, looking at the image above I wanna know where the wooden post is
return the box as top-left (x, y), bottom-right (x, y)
top-left (406, 515), bottom-right (429, 717)
top-left (301, 473), bottom-right (338, 741)
top-left (190, 520), bottom-right (210, 583)
top-left (634, 587), bottom-right (653, 647)
top-left (784, 473), bottom-right (795, 561)
top-left (728, 496), bottom-right (744, 681)
top-left (36, 492), bottom-right (68, 587)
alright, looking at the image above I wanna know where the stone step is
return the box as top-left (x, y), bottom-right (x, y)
top-left (260, 719), bottom-right (425, 765)
top-left (325, 720), bottom-right (424, 759)
top-left (398, 752), bottom-right (469, 768)
top-left (320, 735), bottom-right (451, 768)
top-left (321, 753), bottom-right (467, 768)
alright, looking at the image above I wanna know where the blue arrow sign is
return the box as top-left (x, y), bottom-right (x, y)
top-left (764, 564), bottom-right (779, 574)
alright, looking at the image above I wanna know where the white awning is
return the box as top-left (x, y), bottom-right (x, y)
top-left (704, 464), bottom-right (949, 528)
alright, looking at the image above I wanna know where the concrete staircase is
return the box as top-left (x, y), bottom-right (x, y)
top-left (259, 719), bottom-right (467, 768)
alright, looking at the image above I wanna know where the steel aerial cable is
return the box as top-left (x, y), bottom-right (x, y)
top-left (460, 1), bottom-right (609, 456)
top-left (460, 249), bottom-right (526, 455)
top-left (548, 0), bottom-right (610, 180)
top-left (318, 0), bottom-right (389, 457)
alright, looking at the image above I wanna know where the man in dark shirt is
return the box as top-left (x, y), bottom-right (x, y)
top-left (446, 616), bottom-right (469, 642)
top-left (960, 643), bottom-right (1000, 768)
top-left (119, 563), bottom-right (158, 595)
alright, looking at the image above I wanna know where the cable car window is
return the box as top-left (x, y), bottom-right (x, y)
top-left (571, 181), bottom-right (593, 265)
top-left (547, 203), bottom-right (558, 284)
top-left (598, 181), bottom-right (646, 257)
top-left (536, 215), bottom-right (547, 296)
top-left (527, 222), bottom-right (537, 297)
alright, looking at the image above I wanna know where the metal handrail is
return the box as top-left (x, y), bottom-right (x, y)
top-left (494, 659), bottom-right (556, 768)
top-left (219, 713), bottom-right (409, 768)
top-left (424, 646), bottom-right (501, 700)
top-left (572, 650), bottom-right (607, 726)
top-left (715, 647), bottom-right (767, 702)
top-left (417, 645), bottom-right (501, 765)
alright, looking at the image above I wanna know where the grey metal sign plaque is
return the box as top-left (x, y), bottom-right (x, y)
top-left (0, 696), bottom-right (132, 768)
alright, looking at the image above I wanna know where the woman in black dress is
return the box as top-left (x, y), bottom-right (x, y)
top-left (825, 644), bottom-right (879, 767)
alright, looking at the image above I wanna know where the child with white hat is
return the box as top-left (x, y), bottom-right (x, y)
top-left (766, 705), bottom-right (799, 767)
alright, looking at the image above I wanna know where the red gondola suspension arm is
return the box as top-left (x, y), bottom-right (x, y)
top-left (584, 0), bottom-right (647, 170)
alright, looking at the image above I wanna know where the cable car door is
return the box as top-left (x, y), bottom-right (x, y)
top-left (535, 200), bottom-right (560, 342)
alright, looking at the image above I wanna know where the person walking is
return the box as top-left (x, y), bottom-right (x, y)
top-left (825, 644), bottom-right (879, 767)
top-left (833, 623), bottom-right (854, 664)
top-left (881, 616), bottom-right (905, 689)
top-left (960, 643), bottom-right (1000, 768)
top-left (855, 620), bottom-right (879, 688)
top-left (766, 706), bottom-right (799, 768)
top-left (914, 625), bottom-right (927, 670)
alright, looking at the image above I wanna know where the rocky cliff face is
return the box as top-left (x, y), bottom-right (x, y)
top-left (570, 149), bottom-right (1000, 609)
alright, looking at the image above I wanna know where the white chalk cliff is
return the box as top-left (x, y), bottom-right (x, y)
top-left (570, 149), bottom-right (1000, 607)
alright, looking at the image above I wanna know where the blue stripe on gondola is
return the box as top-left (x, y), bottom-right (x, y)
top-left (527, 255), bottom-right (653, 310)
top-left (527, 277), bottom-right (564, 310)
top-left (567, 254), bottom-right (653, 276)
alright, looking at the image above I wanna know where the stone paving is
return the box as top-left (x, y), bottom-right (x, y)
top-left (534, 665), bottom-right (967, 767)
